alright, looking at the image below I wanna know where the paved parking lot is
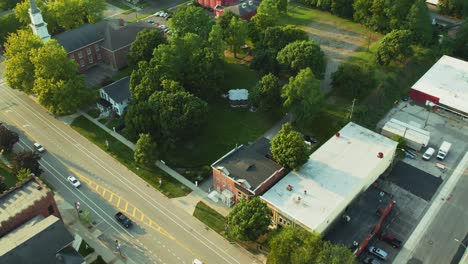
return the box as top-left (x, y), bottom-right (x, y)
top-left (378, 102), bottom-right (468, 180)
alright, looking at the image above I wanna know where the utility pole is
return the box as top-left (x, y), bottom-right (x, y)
top-left (75, 201), bottom-right (81, 219)
top-left (349, 98), bottom-right (356, 121)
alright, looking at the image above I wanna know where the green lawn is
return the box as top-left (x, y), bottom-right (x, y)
top-left (106, 0), bottom-right (132, 10)
top-left (193, 201), bottom-right (226, 233)
top-left (71, 116), bottom-right (191, 198)
top-left (0, 159), bottom-right (17, 188)
top-left (163, 63), bottom-right (280, 167)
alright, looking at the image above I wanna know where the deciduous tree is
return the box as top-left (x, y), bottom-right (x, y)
top-left (129, 29), bottom-right (166, 65)
top-left (0, 125), bottom-right (19, 153)
top-left (225, 16), bottom-right (248, 57)
top-left (282, 68), bottom-right (324, 122)
top-left (4, 30), bottom-right (43, 93)
top-left (252, 0), bottom-right (280, 30)
top-left (405, 0), bottom-right (434, 45)
top-left (268, 227), bottom-right (322, 264)
top-left (31, 40), bottom-right (93, 115)
top-left (0, 13), bottom-right (21, 44)
top-left (226, 197), bottom-right (271, 241)
top-left (375, 29), bottom-right (413, 65)
top-left (270, 123), bottom-right (309, 170)
top-left (331, 63), bottom-right (376, 99)
top-left (12, 151), bottom-right (42, 176)
top-left (16, 168), bottom-right (32, 182)
top-left (251, 73), bottom-right (282, 111)
top-left (134, 133), bottom-right (158, 166)
top-left (168, 5), bottom-right (214, 39)
top-left (277, 40), bottom-right (326, 79)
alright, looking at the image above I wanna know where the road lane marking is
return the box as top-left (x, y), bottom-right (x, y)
top-left (117, 197), bottom-right (121, 208)
top-left (124, 201), bottom-right (129, 212)
top-left (108, 193), bottom-right (114, 202)
top-left (132, 207), bottom-right (137, 217)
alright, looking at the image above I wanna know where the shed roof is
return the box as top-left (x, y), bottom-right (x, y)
top-left (101, 77), bottom-right (130, 103)
top-left (411, 55), bottom-right (468, 114)
top-left (228, 89), bottom-right (249, 101)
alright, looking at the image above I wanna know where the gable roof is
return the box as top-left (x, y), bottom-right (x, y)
top-left (212, 137), bottom-right (282, 194)
top-left (0, 215), bottom-right (81, 264)
top-left (102, 22), bottom-right (152, 51)
top-left (224, 0), bottom-right (260, 17)
top-left (53, 21), bottom-right (108, 52)
top-left (101, 77), bottom-right (130, 103)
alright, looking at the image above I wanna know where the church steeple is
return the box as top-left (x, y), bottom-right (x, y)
top-left (29, 0), bottom-right (50, 42)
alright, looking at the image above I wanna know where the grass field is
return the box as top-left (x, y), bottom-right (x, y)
top-left (193, 201), bottom-right (226, 233)
top-left (0, 159), bottom-right (17, 188)
top-left (71, 116), bottom-right (191, 198)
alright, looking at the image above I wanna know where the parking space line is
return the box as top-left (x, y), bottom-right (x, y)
top-left (132, 207), bottom-right (137, 217)
top-left (117, 197), bottom-right (121, 208)
top-left (140, 214), bottom-right (145, 221)
top-left (108, 193), bottom-right (114, 202)
top-left (102, 189), bottom-right (107, 197)
top-left (95, 185), bottom-right (99, 192)
top-left (124, 201), bottom-right (129, 212)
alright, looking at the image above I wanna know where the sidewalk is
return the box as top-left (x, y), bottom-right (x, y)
top-left (55, 195), bottom-right (127, 264)
top-left (79, 112), bottom-right (231, 217)
top-left (393, 151), bottom-right (468, 264)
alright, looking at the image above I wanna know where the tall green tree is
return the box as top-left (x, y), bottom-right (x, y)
top-left (439, 0), bottom-right (468, 18)
top-left (208, 23), bottom-right (226, 59)
top-left (270, 123), bottom-right (309, 170)
top-left (331, 63), bottom-right (376, 99)
top-left (331, 0), bottom-right (354, 18)
top-left (0, 14), bottom-right (22, 44)
top-left (277, 40), bottom-right (326, 78)
top-left (405, 0), bottom-right (434, 45)
top-left (168, 5), bottom-right (214, 39)
top-left (273, 0), bottom-right (288, 13)
top-left (31, 40), bottom-right (93, 115)
top-left (252, 0), bottom-right (281, 30)
top-left (451, 19), bottom-right (468, 59)
top-left (375, 29), bottom-right (413, 65)
top-left (316, 241), bottom-right (356, 264)
top-left (251, 73), bottom-right (282, 111)
top-left (353, 0), bottom-right (373, 26)
top-left (225, 16), bottom-right (248, 57)
top-left (268, 227), bottom-right (322, 264)
top-left (282, 68), bottom-right (324, 122)
top-left (11, 151), bottom-right (42, 176)
top-left (4, 30), bottom-right (43, 93)
top-left (226, 197), bottom-right (271, 241)
top-left (258, 26), bottom-right (309, 53)
top-left (369, 0), bottom-right (389, 32)
top-left (129, 29), bottom-right (166, 65)
top-left (385, 0), bottom-right (414, 31)
top-left (134, 133), bottom-right (158, 166)
top-left (16, 168), bottom-right (32, 182)
top-left (0, 125), bottom-right (19, 153)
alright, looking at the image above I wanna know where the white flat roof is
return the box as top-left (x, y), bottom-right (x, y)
top-left (261, 122), bottom-right (397, 232)
top-left (425, 0), bottom-right (438, 5)
top-left (228, 89), bottom-right (249, 101)
top-left (411, 55), bottom-right (468, 114)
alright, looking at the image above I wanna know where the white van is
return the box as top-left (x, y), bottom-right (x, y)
top-left (437, 141), bottom-right (451, 160)
top-left (422, 147), bottom-right (435, 160)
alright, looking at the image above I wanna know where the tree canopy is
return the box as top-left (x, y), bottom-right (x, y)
top-left (0, 13), bottom-right (21, 44)
top-left (129, 29), bottom-right (166, 66)
top-left (225, 16), bottom-right (248, 57)
top-left (268, 226), bottom-right (356, 264)
top-left (251, 73), bottom-right (282, 111)
top-left (31, 40), bottom-right (93, 115)
top-left (282, 68), bottom-right (324, 122)
top-left (405, 0), bottom-right (434, 45)
top-left (0, 125), bottom-right (19, 153)
top-left (331, 63), bottom-right (376, 99)
top-left (439, 0), bottom-right (468, 18)
top-left (226, 197), bottom-right (271, 241)
top-left (168, 5), bottom-right (215, 39)
top-left (12, 151), bottom-right (42, 176)
top-left (277, 40), bottom-right (326, 78)
top-left (4, 30), bottom-right (43, 93)
top-left (134, 133), bottom-right (158, 166)
top-left (270, 123), bottom-right (309, 170)
top-left (375, 29), bottom-right (413, 65)
top-left (16, 168), bottom-right (32, 182)
top-left (252, 0), bottom-right (281, 30)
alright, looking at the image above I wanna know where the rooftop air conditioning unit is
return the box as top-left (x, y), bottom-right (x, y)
top-left (241, 3), bottom-right (247, 8)
top-left (248, 0), bottom-right (253, 5)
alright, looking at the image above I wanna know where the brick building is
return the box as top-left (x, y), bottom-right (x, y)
top-left (0, 175), bottom-right (60, 237)
top-left (211, 137), bottom-right (285, 207)
top-left (198, 0), bottom-right (261, 20)
top-left (53, 20), bottom-right (153, 72)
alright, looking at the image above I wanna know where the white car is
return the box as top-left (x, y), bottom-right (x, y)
top-left (34, 142), bottom-right (45, 153)
top-left (422, 147), bottom-right (435, 160)
top-left (67, 176), bottom-right (81, 188)
top-left (368, 246), bottom-right (388, 260)
top-left (192, 259), bottom-right (203, 264)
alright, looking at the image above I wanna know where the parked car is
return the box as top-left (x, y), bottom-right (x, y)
top-left (34, 142), bottom-right (45, 153)
top-left (165, 14), bottom-right (172, 20)
top-left (115, 212), bottom-right (132, 228)
top-left (380, 232), bottom-right (402, 248)
top-left (146, 20), bottom-right (155, 24)
top-left (192, 259), bottom-right (203, 264)
top-left (368, 246), bottom-right (388, 260)
top-left (304, 135), bottom-right (318, 144)
top-left (363, 256), bottom-right (381, 264)
top-left (422, 147), bottom-right (435, 160)
top-left (67, 176), bottom-right (81, 188)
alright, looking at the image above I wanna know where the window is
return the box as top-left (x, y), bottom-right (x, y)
top-left (95, 45), bottom-right (100, 51)
top-left (79, 60), bottom-right (85, 67)
top-left (227, 184), bottom-right (232, 191)
top-left (216, 177), bottom-right (220, 184)
top-left (78, 51), bottom-right (83, 58)
top-left (86, 47), bottom-right (91, 55)
top-left (97, 53), bottom-right (102, 60)
top-left (69, 54), bottom-right (75, 60)
top-left (48, 205), bottom-right (54, 215)
top-left (89, 56), bottom-right (93, 64)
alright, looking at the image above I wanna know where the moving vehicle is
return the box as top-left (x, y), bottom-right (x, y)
top-left (67, 176), bottom-right (81, 188)
top-left (192, 259), bottom-right (203, 264)
top-left (362, 256), bottom-right (381, 264)
top-left (436, 141), bottom-right (451, 160)
top-left (380, 232), bottom-right (402, 248)
top-left (368, 246), bottom-right (388, 260)
top-left (115, 212), bottom-right (132, 228)
top-left (422, 147), bottom-right (435, 160)
top-left (34, 142), bottom-right (45, 153)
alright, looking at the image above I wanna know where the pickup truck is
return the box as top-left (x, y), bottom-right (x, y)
top-left (115, 212), bottom-right (132, 228)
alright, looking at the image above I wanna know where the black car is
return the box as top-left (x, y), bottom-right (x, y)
top-left (304, 135), bottom-right (318, 144)
top-left (115, 212), bottom-right (132, 228)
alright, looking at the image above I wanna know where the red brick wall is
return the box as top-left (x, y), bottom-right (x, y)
top-left (0, 190), bottom-right (61, 237)
top-left (113, 46), bottom-right (131, 70)
top-left (68, 42), bottom-right (104, 72)
top-left (254, 168), bottom-right (286, 195)
top-left (212, 168), bottom-right (238, 199)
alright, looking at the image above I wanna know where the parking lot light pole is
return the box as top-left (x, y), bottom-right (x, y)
top-left (454, 238), bottom-right (467, 249)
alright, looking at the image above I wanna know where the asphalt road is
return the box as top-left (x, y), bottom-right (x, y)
top-left (408, 165), bottom-right (468, 264)
top-left (0, 78), bottom-right (260, 263)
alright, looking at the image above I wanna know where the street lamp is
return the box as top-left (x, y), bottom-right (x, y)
top-left (454, 238), bottom-right (467, 249)
top-left (115, 240), bottom-right (122, 256)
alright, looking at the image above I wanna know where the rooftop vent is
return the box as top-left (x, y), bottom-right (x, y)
top-left (377, 152), bottom-right (384, 159)
top-left (335, 132), bottom-right (340, 137)
top-left (286, 185), bottom-right (293, 191)
top-left (36, 185), bottom-right (43, 191)
top-left (248, 0), bottom-right (253, 5)
top-left (241, 3), bottom-right (247, 8)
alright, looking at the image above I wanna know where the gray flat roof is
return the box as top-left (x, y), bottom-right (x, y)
top-left (101, 77), bottom-right (130, 103)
